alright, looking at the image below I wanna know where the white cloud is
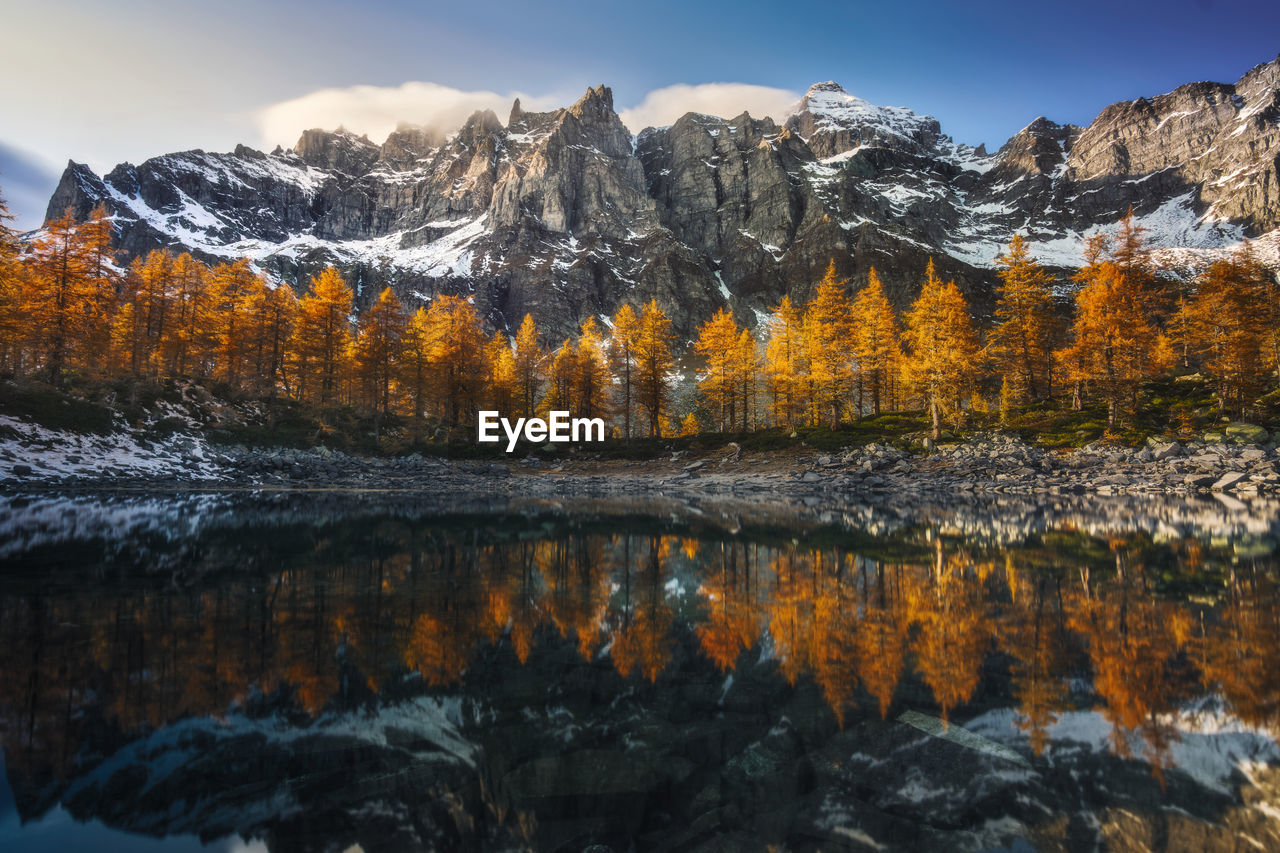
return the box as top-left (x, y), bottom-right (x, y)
top-left (254, 82), bottom-right (566, 150)
top-left (617, 83), bottom-right (800, 132)
top-left (254, 81), bottom-right (805, 151)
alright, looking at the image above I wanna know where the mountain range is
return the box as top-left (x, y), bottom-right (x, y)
top-left (42, 56), bottom-right (1280, 338)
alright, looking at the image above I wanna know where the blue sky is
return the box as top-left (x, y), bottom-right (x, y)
top-left (2, 0), bottom-right (1277, 228)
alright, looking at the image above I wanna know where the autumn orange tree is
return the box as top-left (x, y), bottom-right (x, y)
top-left (850, 268), bottom-right (902, 416)
top-left (908, 541), bottom-right (992, 724)
top-left (112, 250), bottom-right (172, 378)
top-left (1178, 243), bottom-right (1278, 415)
top-left (241, 277), bottom-right (297, 400)
top-left (902, 260), bottom-right (982, 440)
top-left (543, 321), bottom-right (614, 419)
top-left (512, 313), bottom-right (543, 418)
top-left (22, 205), bottom-right (117, 384)
top-left (0, 186), bottom-right (24, 373)
top-left (694, 309), bottom-right (744, 431)
top-left (1112, 209), bottom-right (1161, 302)
top-left (353, 287), bottom-right (406, 419)
top-left (420, 294), bottom-right (486, 427)
top-left (573, 317), bottom-right (612, 419)
top-left (609, 304), bottom-right (639, 440)
top-left (1001, 570), bottom-right (1070, 756)
top-left (208, 258), bottom-right (261, 389)
top-left (290, 266), bottom-right (354, 405)
top-left (400, 306), bottom-right (436, 423)
top-left (632, 300), bottom-right (675, 438)
top-left (1064, 554), bottom-right (1191, 778)
top-left (990, 234), bottom-right (1056, 402)
top-left (733, 327), bottom-right (759, 430)
top-left (156, 252), bottom-right (217, 379)
top-left (544, 337), bottom-right (577, 413)
top-left (805, 260), bottom-right (853, 428)
top-left (1057, 237), bottom-right (1165, 429)
top-left (484, 333), bottom-right (518, 416)
top-left (763, 295), bottom-right (807, 427)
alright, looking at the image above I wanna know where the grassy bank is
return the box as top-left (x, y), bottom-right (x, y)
top-left (3, 373), bottom-right (1277, 460)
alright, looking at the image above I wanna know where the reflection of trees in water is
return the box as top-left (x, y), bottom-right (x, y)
top-left (909, 539), bottom-right (995, 725)
top-left (1065, 538), bottom-right (1196, 783)
top-left (1003, 562), bottom-right (1072, 757)
top-left (1199, 568), bottom-right (1280, 733)
top-left (696, 540), bottom-right (762, 673)
top-left (1, 523), bottom-right (1279, 785)
top-left (612, 536), bottom-right (674, 683)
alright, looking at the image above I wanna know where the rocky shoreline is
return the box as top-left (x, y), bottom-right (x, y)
top-left (3, 424), bottom-right (1279, 504)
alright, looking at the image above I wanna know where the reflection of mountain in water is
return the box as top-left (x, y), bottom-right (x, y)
top-left (2, 492), bottom-right (1280, 851)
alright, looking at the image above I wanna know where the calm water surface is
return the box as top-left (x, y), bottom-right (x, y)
top-left (2, 490), bottom-right (1280, 852)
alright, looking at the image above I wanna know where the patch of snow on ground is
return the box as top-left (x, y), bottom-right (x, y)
top-left (0, 414), bottom-right (232, 486)
top-left (966, 700), bottom-right (1280, 794)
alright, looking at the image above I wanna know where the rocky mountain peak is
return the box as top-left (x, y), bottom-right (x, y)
top-left (293, 128), bottom-right (380, 175)
top-left (456, 109), bottom-right (504, 142)
top-left (44, 161), bottom-right (109, 222)
top-left (802, 81), bottom-right (849, 97)
top-left (1238, 54), bottom-right (1280, 91)
top-left (378, 125), bottom-right (445, 170)
top-left (990, 117), bottom-right (1078, 180)
top-left (557, 84), bottom-right (634, 159)
top-left (569, 84), bottom-right (616, 119)
top-left (786, 80), bottom-right (942, 159)
top-left (1062, 59), bottom-right (1280, 232)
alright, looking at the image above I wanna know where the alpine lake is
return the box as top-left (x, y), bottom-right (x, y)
top-left (2, 486), bottom-right (1280, 852)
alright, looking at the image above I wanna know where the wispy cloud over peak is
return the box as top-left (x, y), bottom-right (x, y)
top-left (254, 82), bottom-right (567, 149)
top-left (617, 83), bottom-right (800, 132)
top-left (254, 80), bottom-right (804, 149)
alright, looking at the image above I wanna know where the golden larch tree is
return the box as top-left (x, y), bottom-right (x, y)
top-left (291, 266), bottom-right (354, 404)
top-left (609, 304), bottom-right (640, 440)
top-left (575, 317), bottom-right (613, 420)
top-left (22, 205), bottom-right (118, 383)
top-left (763, 295), bottom-right (807, 427)
top-left (0, 185), bottom-right (25, 373)
top-left (156, 252), bottom-right (217, 378)
top-left (633, 300), bottom-right (675, 438)
top-left (990, 234), bottom-right (1056, 401)
top-left (485, 333), bottom-right (519, 416)
top-left (513, 313), bottom-right (544, 418)
top-left (693, 308), bottom-right (744, 431)
top-left (733, 327), bottom-right (760, 430)
top-left (902, 260), bottom-right (982, 440)
top-left (804, 260), bottom-right (853, 428)
top-left (422, 294), bottom-right (486, 427)
top-left (1057, 258), bottom-right (1163, 429)
top-left (544, 338), bottom-right (578, 413)
top-left (850, 268), bottom-right (902, 416)
top-left (400, 306), bottom-right (435, 423)
top-left (1182, 243), bottom-right (1277, 415)
top-left (114, 250), bottom-right (174, 378)
top-left (208, 259), bottom-right (261, 390)
top-left (242, 278), bottom-right (297, 400)
top-left (353, 287), bottom-right (407, 416)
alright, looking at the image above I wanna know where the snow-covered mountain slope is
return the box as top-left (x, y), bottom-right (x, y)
top-left (41, 58), bottom-right (1280, 337)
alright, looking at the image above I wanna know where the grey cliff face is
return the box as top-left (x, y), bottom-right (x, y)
top-left (41, 59), bottom-right (1280, 340)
